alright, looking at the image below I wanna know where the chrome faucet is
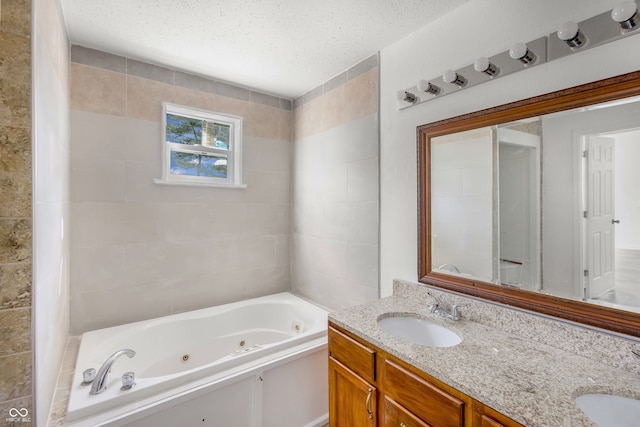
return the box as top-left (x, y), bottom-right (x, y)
top-left (427, 291), bottom-right (461, 321)
top-left (90, 349), bottom-right (136, 395)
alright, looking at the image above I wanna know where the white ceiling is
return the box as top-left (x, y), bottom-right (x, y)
top-left (60, 0), bottom-right (468, 98)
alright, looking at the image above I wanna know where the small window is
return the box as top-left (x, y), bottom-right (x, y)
top-left (157, 103), bottom-right (244, 187)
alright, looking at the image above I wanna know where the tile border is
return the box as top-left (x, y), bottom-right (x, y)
top-left (294, 53), bottom-right (380, 110)
top-left (70, 45), bottom-right (292, 111)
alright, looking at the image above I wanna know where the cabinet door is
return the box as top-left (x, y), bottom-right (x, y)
top-left (384, 396), bottom-right (432, 427)
top-left (329, 357), bottom-right (377, 427)
top-left (473, 402), bottom-right (524, 427)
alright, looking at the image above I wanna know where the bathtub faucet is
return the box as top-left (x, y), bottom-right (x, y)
top-left (90, 349), bottom-right (136, 395)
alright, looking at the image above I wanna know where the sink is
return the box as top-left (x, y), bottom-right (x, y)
top-left (575, 393), bottom-right (640, 427)
top-left (377, 316), bottom-right (461, 347)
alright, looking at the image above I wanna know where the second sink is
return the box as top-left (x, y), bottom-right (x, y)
top-left (378, 315), bottom-right (461, 347)
top-left (575, 393), bottom-right (640, 427)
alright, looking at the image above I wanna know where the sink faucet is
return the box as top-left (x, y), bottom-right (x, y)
top-left (427, 291), bottom-right (460, 321)
top-left (90, 349), bottom-right (136, 395)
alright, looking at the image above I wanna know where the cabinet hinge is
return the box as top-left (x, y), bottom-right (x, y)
top-left (583, 210), bottom-right (588, 219)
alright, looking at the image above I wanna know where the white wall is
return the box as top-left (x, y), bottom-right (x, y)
top-left (33, 0), bottom-right (70, 423)
top-left (615, 130), bottom-right (640, 250)
top-left (380, 0), bottom-right (640, 296)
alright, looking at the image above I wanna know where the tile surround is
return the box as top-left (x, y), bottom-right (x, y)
top-left (69, 50), bottom-right (295, 334)
top-left (291, 58), bottom-right (380, 310)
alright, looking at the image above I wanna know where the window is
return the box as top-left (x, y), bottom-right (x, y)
top-left (156, 102), bottom-right (244, 187)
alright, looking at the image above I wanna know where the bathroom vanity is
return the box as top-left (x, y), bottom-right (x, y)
top-left (329, 324), bottom-right (522, 427)
top-left (328, 281), bottom-right (640, 427)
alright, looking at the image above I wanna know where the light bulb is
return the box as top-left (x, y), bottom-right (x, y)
top-left (509, 42), bottom-right (536, 64)
top-left (417, 79), bottom-right (440, 95)
top-left (557, 21), bottom-right (579, 41)
top-left (443, 70), bottom-right (466, 87)
top-left (612, 1), bottom-right (639, 29)
top-left (557, 21), bottom-right (585, 48)
top-left (474, 57), bottom-right (499, 76)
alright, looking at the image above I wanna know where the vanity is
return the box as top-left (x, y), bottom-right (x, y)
top-left (324, 70), bottom-right (640, 426)
top-left (328, 280), bottom-right (640, 427)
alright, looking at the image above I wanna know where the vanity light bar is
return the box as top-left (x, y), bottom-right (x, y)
top-left (398, 0), bottom-right (640, 110)
top-left (400, 37), bottom-right (547, 109)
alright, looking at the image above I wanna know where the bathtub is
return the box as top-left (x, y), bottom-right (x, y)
top-left (66, 292), bottom-right (329, 427)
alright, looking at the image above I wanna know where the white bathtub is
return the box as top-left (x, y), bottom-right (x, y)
top-left (66, 292), bottom-right (329, 427)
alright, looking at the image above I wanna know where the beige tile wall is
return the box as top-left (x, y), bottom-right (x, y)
top-left (69, 47), bottom-right (293, 333)
top-left (0, 0), bottom-right (33, 424)
top-left (291, 55), bottom-right (380, 310)
top-left (33, 0), bottom-right (72, 424)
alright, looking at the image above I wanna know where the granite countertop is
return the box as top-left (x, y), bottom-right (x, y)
top-left (329, 295), bottom-right (640, 427)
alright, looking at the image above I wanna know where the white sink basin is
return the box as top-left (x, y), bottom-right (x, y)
top-left (575, 393), bottom-right (640, 427)
top-left (377, 316), bottom-right (461, 347)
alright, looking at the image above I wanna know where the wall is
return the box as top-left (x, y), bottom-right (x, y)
top-left (541, 101), bottom-right (640, 298)
top-left (380, 0), bottom-right (640, 296)
top-left (0, 0), bottom-right (34, 423)
top-left (69, 47), bottom-right (293, 333)
top-left (291, 55), bottom-right (379, 310)
top-left (615, 129), bottom-right (640, 250)
top-left (32, 0), bottom-right (71, 424)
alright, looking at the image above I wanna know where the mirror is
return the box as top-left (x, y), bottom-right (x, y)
top-left (418, 71), bottom-right (640, 337)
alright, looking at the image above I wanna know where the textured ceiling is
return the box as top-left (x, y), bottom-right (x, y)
top-left (60, 0), bottom-right (468, 98)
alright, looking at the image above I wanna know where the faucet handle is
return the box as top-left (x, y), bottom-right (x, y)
top-left (81, 368), bottom-right (96, 385)
top-left (121, 372), bottom-right (136, 390)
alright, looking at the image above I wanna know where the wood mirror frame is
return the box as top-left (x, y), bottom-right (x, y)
top-left (418, 70), bottom-right (640, 337)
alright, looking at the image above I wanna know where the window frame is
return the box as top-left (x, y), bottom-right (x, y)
top-left (157, 102), bottom-right (245, 188)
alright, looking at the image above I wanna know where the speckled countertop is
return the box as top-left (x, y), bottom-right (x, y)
top-left (329, 294), bottom-right (640, 427)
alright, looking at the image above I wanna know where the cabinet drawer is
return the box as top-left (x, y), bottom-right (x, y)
top-left (384, 360), bottom-right (465, 427)
top-left (479, 415), bottom-right (506, 427)
top-left (328, 326), bottom-right (376, 383)
top-left (384, 396), bottom-right (431, 427)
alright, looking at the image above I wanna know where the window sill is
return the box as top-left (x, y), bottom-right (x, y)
top-left (153, 178), bottom-right (247, 189)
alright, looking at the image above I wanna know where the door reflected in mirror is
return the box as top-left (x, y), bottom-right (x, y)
top-left (429, 96), bottom-right (640, 315)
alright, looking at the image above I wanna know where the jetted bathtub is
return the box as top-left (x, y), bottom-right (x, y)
top-left (66, 292), bottom-right (329, 427)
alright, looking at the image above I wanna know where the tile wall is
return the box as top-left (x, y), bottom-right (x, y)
top-left (431, 128), bottom-right (493, 279)
top-left (0, 0), bottom-right (34, 424)
top-left (69, 47), bottom-right (294, 333)
top-left (291, 55), bottom-right (380, 310)
top-left (33, 0), bottom-right (71, 424)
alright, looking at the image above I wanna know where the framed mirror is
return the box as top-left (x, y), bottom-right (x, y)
top-left (418, 70), bottom-right (640, 337)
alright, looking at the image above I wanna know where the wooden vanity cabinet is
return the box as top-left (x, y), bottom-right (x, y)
top-left (328, 323), bottom-right (524, 427)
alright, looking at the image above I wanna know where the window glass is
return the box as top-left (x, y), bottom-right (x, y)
top-left (158, 103), bottom-right (243, 187)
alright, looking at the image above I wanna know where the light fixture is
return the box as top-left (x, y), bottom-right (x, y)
top-left (557, 21), bottom-right (586, 48)
top-left (509, 42), bottom-right (536, 64)
top-left (612, 1), bottom-right (639, 30)
top-left (443, 70), bottom-right (466, 87)
top-left (474, 57), bottom-right (499, 76)
top-left (417, 79), bottom-right (440, 95)
top-left (396, 90), bottom-right (417, 104)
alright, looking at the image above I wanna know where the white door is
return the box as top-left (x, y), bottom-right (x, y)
top-left (585, 136), bottom-right (615, 298)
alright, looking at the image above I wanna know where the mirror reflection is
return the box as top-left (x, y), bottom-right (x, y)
top-left (430, 96), bottom-right (640, 314)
